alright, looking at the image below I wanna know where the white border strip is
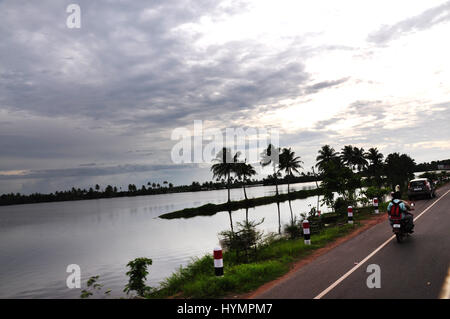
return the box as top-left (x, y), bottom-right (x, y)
top-left (314, 189), bottom-right (450, 299)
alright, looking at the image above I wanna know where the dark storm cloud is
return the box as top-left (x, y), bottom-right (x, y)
top-left (368, 1), bottom-right (450, 44)
top-left (304, 77), bottom-right (350, 95)
top-left (0, 0), bottom-right (309, 192)
top-left (0, 0), bottom-right (311, 129)
top-left (314, 117), bottom-right (344, 130)
top-left (2, 0), bottom-right (447, 194)
top-left (0, 0), bottom-right (359, 139)
top-left (1, 0), bottom-right (345, 194)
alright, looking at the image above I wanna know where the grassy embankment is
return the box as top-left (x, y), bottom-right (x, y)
top-left (149, 204), bottom-right (388, 299)
top-left (159, 188), bottom-right (322, 219)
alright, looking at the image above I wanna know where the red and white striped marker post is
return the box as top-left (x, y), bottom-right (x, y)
top-left (213, 247), bottom-right (223, 276)
top-left (348, 206), bottom-right (353, 224)
top-left (303, 219), bottom-right (311, 245)
top-left (373, 198), bottom-right (379, 214)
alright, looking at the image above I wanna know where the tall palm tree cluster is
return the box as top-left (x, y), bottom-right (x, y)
top-left (316, 145), bottom-right (382, 174)
top-left (212, 143), bottom-right (415, 207)
top-left (315, 144), bottom-right (397, 210)
top-left (211, 145), bottom-right (304, 203)
top-left (315, 144), bottom-right (414, 190)
top-left (211, 147), bottom-right (257, 203)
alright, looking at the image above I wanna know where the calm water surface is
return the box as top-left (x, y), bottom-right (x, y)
top-left (0, 182), bottom-right (329, 298)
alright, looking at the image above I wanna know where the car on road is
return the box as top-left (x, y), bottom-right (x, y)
top-left (407, 178), bottom-right (436, 200)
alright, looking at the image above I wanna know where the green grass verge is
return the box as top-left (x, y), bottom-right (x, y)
top-left (147, 215), bottom-right (369, 299)
top-left (159, 188), bottom-right (322, 219)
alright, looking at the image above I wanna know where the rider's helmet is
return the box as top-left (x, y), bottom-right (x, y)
top-left (392, 190), bottom-right (401, 200)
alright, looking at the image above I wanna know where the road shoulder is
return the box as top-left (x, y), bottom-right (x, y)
top-left (239, 213), bottom-right (388, 299)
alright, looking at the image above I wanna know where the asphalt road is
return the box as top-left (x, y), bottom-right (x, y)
top-left (255, 183), bottom-right (450, 299)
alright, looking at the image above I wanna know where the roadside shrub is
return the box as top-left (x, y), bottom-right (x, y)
top-left (124, 257), bottom-right (153, 297)
top-left (362, 186), bottom-right (390, 204)
top-left (333, 197), bottom-right (353, 216)
top-left (283, 217), bottom-right (302, 239)
top-left (219, 219), bottom-right (264, 263)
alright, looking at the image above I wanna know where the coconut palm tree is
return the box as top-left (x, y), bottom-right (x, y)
top-left (365, 147), bottom-right (384, 187)
top-left (340, 145), bottom-right (355, 169)
top-left (278, 148), bottom-right (303, 221)
top-left (278, 147), bottom-right (303, 194)
top-left (260, 144), bottom-right (281, 196)
top-left (341, 145), bottom-right (368, 172)
top-left (365, 147), bottom-right (383, 165)
top-left (234, 160), bottom-right (257, 200)
top-left (352, 147), bottom-right (368, 172)
top-left (315, 145), bottom-right (339, 172)
top-left (211, 147), bottom-right (235, 203)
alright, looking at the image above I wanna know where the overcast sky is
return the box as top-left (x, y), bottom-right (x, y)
top-left (1, 0), bottom-right (450, 194)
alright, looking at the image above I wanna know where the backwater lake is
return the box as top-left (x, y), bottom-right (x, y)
top-left (0, 181), bottom-right (333, 298)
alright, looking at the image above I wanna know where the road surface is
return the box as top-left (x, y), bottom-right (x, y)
top-left (254, 183), bottom-right (450, 299)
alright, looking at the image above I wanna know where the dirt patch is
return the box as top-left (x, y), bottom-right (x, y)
top-left (231, 213), bottom-right (388, 299)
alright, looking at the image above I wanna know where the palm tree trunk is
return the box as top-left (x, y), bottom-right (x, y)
top-left (227, 172), bottom-right (231, 203)
top-left (312, 166), bottom-right (320, 212)
top-left (276, 201), bottom-right (281, 235)
top-left (287, 169), bottom-right (291, 194)
top-left (243, 184), bottom-right (248, 200)
top-left (274, 167), bottom-right (279, 196)
top-left (228, 210), bottom-right (234, 233)
top-left (288, 199), bottom-right (293, 223)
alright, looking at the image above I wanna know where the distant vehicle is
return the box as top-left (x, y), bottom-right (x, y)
top-left (407, 178), bottom-right (436, 200)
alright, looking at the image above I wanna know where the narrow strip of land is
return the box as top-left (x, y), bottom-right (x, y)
top-left (159, 188), bottom-right (322, 219)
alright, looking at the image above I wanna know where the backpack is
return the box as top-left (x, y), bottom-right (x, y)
top-left (389, 200), bottom-right (402, 220)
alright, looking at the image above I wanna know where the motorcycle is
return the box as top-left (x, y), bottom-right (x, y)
top-left (391, 202), bottom-right (415, 243)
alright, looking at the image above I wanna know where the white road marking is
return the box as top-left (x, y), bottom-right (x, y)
top-left (314, 188), bottom-right (450, 299)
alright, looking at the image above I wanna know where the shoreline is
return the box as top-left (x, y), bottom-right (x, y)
top-left (0, 180), bottom-right (319, 207)
top-left (148, 206), bottom-right (382, 299)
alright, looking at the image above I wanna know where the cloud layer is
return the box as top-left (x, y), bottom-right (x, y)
top-left (1, 0), bottom-right (450, 194)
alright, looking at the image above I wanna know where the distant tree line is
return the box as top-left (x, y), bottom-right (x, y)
top-left (0, 172), bottom-right (313, 207)
top-left (0, 145), bottom-right (448, 206)
top-left (414, 159), bottom-right (450, 172)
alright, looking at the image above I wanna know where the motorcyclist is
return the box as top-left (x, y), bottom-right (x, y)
top-left (387, 185), bottom-right (414, 233)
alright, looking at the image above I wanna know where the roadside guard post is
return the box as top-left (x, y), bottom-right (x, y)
top-left (348, 206), bottom-right (353, 224)
top-left (373, 198), bottom-right (379, 214)
top-left (214, 247), bottom-right (223, 276)
top-left (303, 219), bottom-right (311, 245)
